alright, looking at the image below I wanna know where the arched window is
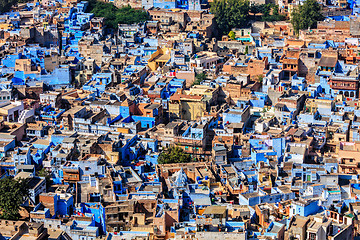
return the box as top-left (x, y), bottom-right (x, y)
top-left (350, 92), bottom-right (355, 97)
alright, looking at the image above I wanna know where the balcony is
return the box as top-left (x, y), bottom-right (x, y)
top-left (174, 137), bottom-right (203, 146)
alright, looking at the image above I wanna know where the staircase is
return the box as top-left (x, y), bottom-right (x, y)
top-left (18, 109), bottom-right (34, 123)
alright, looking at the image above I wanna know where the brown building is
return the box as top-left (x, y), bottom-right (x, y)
top-left (148, 8), bottom-right (187, 29)
top-left (329, 75), bottom-right (359, 99)
top-left (90, 17), bottom-right (105, 32)
top-left (0, 220), bottom-right (47, 240)
top-left (78, 36), bottom-right (104, 66)
top-left (247, 57), bottom-right (269, 78)
top-left (280, 50), bottom-right (300, 79)
top-left (157, 162), bottom-right (216, 184)
top-left (104, 199), bottom-right (158, 233)
top-left (223, 75), bottom-right (250, 100)
top-left (318, 53), bottom-right (338, 72)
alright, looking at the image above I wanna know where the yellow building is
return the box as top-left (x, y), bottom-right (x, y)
top-left (0, 23), bottom-right (12, 31)
top-left (147, 47), bottom-right (172, 71)
top-left (169, 92), bottom-right (206, 120)
top-left (187, 85), bottom-right (218, 100)
top-left (304, 98), bottom-right (334, 113)
top-left (169, 86), bottom-right (222, 120)
top-left (15, 59), bottom-right (41, 74)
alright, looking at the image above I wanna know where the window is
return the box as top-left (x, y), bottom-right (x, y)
top-left (309, 233), bottom-right (316, 240)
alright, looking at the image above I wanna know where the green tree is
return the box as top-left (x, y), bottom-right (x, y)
top-left (211, 0), bottom-right (250, 36)
top-left (0, 177), bottom-right (29, 220)
top-left (193, 72), bottom-right (207, 85)
top-left (341, 204), bottom-right (349, 214)
top-left (291, 0), bottom-right (324, 34)
top-left (262, 4), bottom-right (286, 21)
top-left (250, 3), bottom-right (286, 21)
top-left (250, 4), bottom-right (262, 13)
top-left (37, 168), bottom-right (52, 190)
top-left (158, 146), bottom-right (192, 164)
top-left (0, 0), bottom-right (28, 14)
top-left (228, 30), bottom-right (236, 40)
top-left (244, 45), bottom-right (249, 55)
top-left (86, 0), bottom-right (149, 29)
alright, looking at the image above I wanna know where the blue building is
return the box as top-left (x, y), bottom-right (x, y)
top-left (142, 0), bottom-right (205, 10)
top-left (290, 199), bottom-right (321, 217)
top-left (75, 202), bottom-right (106, 234)
top-left (83, 72), bottom-right (112, 95)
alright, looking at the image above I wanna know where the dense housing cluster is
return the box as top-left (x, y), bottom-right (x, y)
top-left (1, 0), bottom-right (360, 239)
